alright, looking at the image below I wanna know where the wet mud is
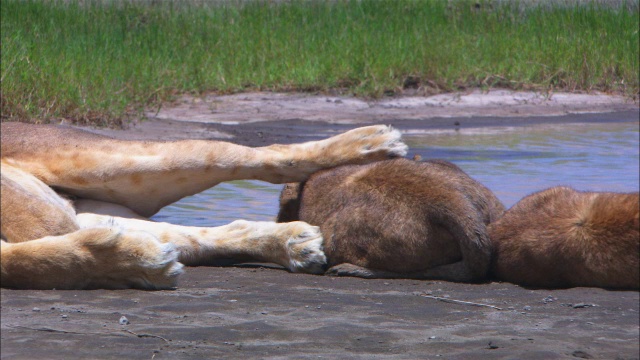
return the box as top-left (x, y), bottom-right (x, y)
top-left (2, 266), bottom-right (638, 359)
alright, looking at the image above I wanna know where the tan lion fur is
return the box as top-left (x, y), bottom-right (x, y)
top-left (1, 228), bottom-right (183, 290)
top-left (1, 122), bottom-right (407, 289)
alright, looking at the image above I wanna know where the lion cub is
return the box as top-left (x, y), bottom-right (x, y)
top-left (489, 187), bottom-right (639, 290)
top-left (278, 158), bottom-right (505, 282)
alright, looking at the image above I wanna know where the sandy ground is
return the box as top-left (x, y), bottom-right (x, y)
top-left (1, 91), bottom-right (639, 359)
top-left (146, 89), bottom-right (636, 125)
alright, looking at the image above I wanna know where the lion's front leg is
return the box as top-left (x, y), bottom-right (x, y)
top-left (76, 214), bottom-right (326, 274)
top-left (254, 125), bottom-right (408, 183)
top-left (211, 220), bottom-right (326, 273)
top-left (0, 228), bottom-right (183, 290)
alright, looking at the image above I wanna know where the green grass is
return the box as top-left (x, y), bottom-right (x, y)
top-left (1, 0), bottom-right (638, 126)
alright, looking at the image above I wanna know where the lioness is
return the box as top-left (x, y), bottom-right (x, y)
top-left (489, 186), bottom-right (639, 290)
top-left (277, 158), bottom-right (505, 282)
top-left (0, 122), bottom-right (407, 289)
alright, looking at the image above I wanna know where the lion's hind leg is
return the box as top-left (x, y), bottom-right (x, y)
top-left (1, 227), bottom-right (183, 290)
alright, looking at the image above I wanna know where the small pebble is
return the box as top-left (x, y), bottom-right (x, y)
top-left (61, 314), bottom-right (68, 319)
top-left (572, 303), bottom-right (595, 309)
top-left (32, 307), bottom-right (41, 312)
top-left (523, 306), bottom-right (532, 311)
top-left (542, 295), bottom-right (556, 304)
top-left (119, 316), bottom-right (130, 325)
top-left (572, 350), bottom-right (594, 359)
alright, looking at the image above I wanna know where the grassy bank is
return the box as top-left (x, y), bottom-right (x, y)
top-left (1, 0), bottom-right (638, 126)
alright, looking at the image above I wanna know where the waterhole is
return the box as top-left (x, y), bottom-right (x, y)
top-left (153, 121), bottom-right (639, 227)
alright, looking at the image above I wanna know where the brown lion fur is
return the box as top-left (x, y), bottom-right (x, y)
top-left (278, 158), bottom-right (505, 282)
top-left (488, 186), bottom-right (639, 290)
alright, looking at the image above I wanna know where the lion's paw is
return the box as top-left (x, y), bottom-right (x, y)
top-left (282, 222), bottom-right (327, 274)
top-left (325, 125), bottom-right (408, 163)
top-left (81, 228), bottom-right (184, 290)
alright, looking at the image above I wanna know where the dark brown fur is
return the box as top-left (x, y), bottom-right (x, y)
top-left (488, 186), bottom-right (640, 290)
top-left (278, 158), bottom-right (505, 282)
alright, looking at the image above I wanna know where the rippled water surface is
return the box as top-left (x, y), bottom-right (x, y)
top-left (153, 121), bottom-right (639, 227)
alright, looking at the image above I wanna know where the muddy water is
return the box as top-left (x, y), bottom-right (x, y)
top-left (152, 121), bottom-right (639, 227)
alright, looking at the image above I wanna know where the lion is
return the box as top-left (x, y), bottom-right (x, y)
top-left (488, 186), bottom-right (639, 290)
top-left (277, 157), bottom-right (505, 282)
top-left (0, 122), bottom-right (407, 289)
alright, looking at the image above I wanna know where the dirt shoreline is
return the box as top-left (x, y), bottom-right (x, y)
top-left (145, 90), bottom-right (638, 125)
top-left (73, 90), bottom-right (638, 143)
top-left (1, 92), bottom-right (639, 359)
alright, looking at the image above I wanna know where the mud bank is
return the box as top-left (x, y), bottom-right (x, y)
top-left (146, 90), bottom-right (637, 125)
